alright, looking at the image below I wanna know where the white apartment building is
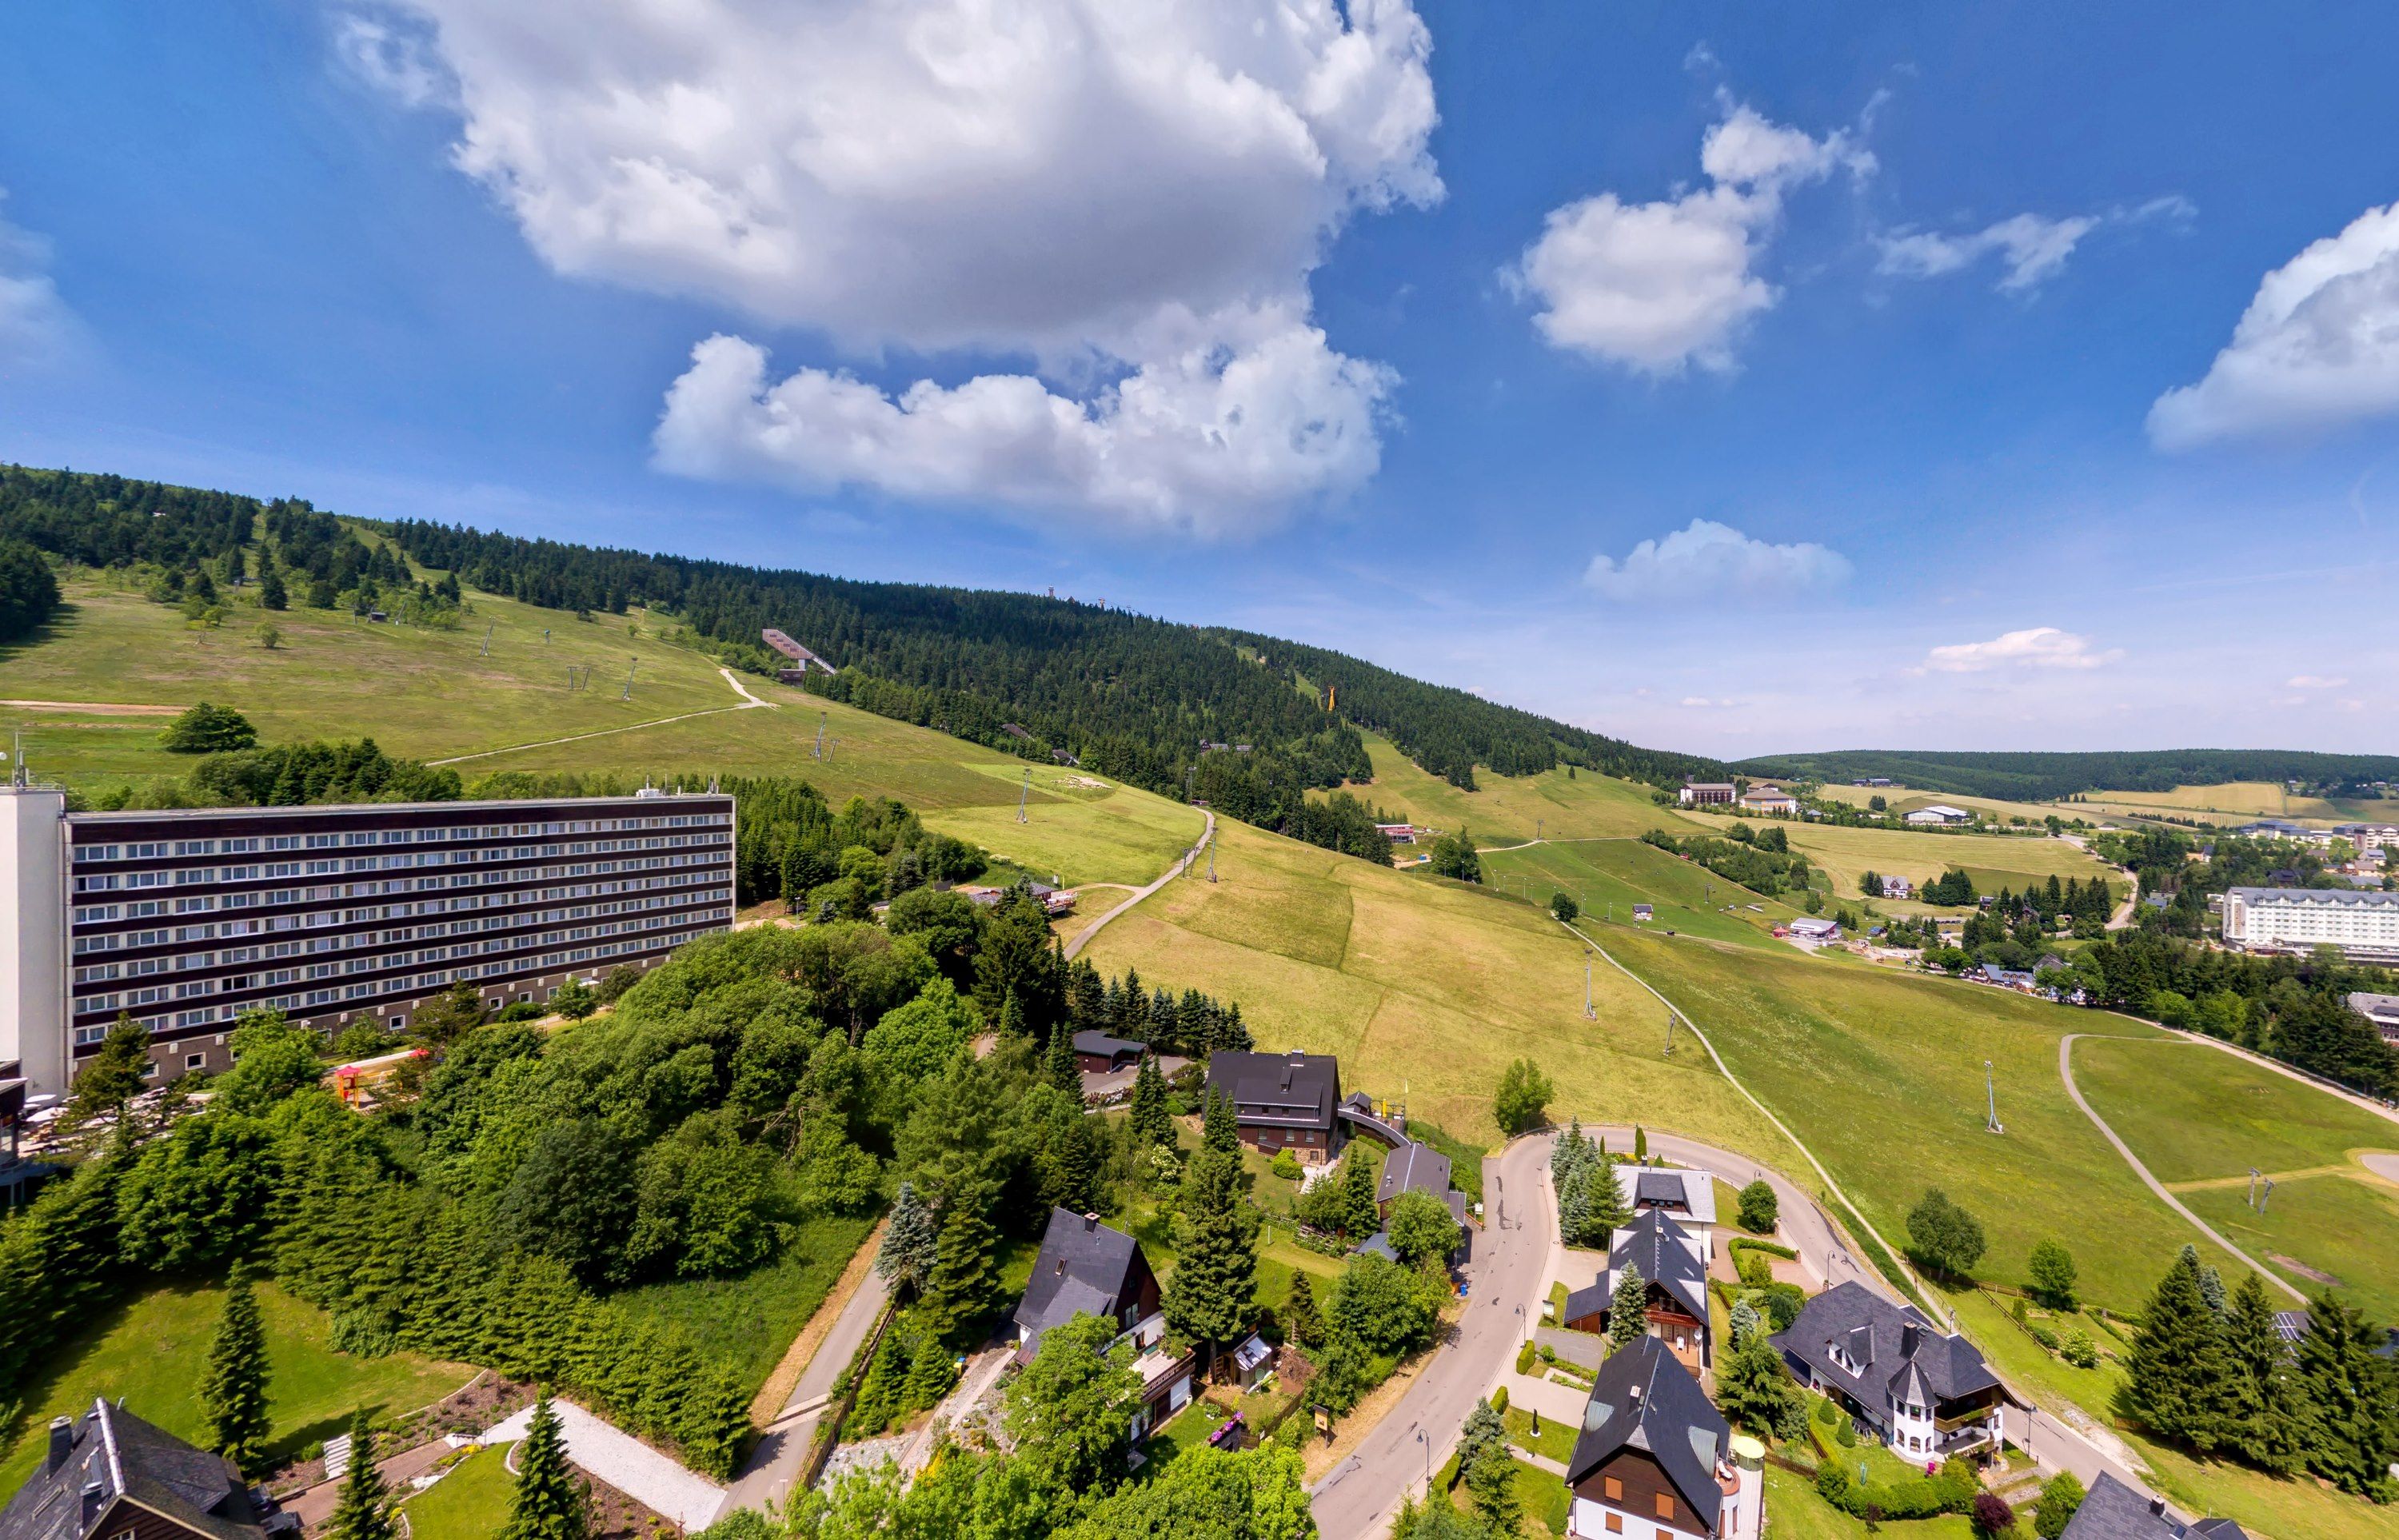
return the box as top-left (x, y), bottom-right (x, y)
top-left (2221, 885), bottom-right (2399, 961)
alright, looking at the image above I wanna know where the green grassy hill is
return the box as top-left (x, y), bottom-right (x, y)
top-left (1318, 732), bottom-right (1702, 845)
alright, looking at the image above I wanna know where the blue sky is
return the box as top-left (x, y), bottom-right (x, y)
top-left (2, 1), bottom-right (2394, 759)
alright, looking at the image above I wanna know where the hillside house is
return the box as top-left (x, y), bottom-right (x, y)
top-left (2348, 991), bottom-right (2399, 1043)
top-left (1878, 875), bottom-right (1914, 899)
top-left (1012, 1208), bottom-right (1196, 1438)
top-left (0, 1400), bottom-right (281, 1540)
top-left (1376, 824), bottom-right (1418, 844)
top-left (1613, 1165), bottom-right (1717, 1254)
top-left (1072, 1031), bottom-right (1146, 1074)
top-left (1563, 1208), bottom-right (1711, 1370)
top-left (1739, 785), bottom-right (1798, 816)
top-left (1563, 1337), bottom-right (1756, 1540)
top-left (1679, 782), bottom-right (1736, 807)
top-left (1770, 1283), bottom-right (2018, 1462)
top-left (1784, 917), bottom-right (1841, 943)
top-left (2057, 1474), bottom-right (2249, 1539)
top-left (1205, 1050), bottom-right (1342, 1163)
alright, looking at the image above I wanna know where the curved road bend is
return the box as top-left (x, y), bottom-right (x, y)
top-left (1310, 1136), bottom-right (1555, 1540)
top-left (1063, 809), bottom-right (1216, 961)
top-left (2058, 1035), bottom-right (2306, 1305)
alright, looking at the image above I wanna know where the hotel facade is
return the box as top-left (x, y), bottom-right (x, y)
top-left (2221, 885), bottom-right (2399, 963)
top-left (2, 784), bottom-right (735, 1099)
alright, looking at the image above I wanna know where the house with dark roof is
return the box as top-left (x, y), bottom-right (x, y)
top-left (1371, 1139), bottom-right (1471, 1261)
top-left (2058, 1474), bottom-right (2248, 1539)
top-left (1205, 1050), bottom-right (1341, 1164)
top-left (1770, 1282), bottom-right (2018, 1462)
top-left (1563, 1209), bottom-right (1712, 1371)
top-left (1563, 1337), bottom-right (1756, 1539)
top-left (1072, 1031), bottom-right (1146, 1075)
top-left (0, 1400), bottom-right (282, 1540)
top-left (1614, 1165), bottom-right (1718, 1255)
top-left (1011, 1207), bottom-right (1196, 1439)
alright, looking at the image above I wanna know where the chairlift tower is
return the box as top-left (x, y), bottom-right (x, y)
top-left (2258, 1176), bottom-right (2275, 1216)
top-left (480, 622), bottom-right (494, 657)
top-left (621, 656), bottom-right (639, 701)
top-left (1663, 1009), bottom-right (1676, 1058)
top-left (1584, 963), bottom-right (1596, 1020)
top-left (1984, 1060), bottom-right (2004, 1134)
top-left (1016, 768), bottom-right (1030, 824)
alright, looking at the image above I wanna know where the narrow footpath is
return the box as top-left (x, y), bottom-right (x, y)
top-left (1062, 809), bottom-right (1215, 960)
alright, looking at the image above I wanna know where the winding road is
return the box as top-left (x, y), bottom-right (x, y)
top-left (1062, 808), bottom-right (1216, 960)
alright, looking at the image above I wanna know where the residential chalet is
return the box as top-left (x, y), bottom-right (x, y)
top-left (1072, 1031), bottom-right (1146, 1075)
top-left (2057, 1474), bottom-right (2249, 1539)
top-left (1205, 1050), bottom-right (1342, 1163)
top-left (1878, 875), bottom-right (1914, 899)
top-left (1563, 1208), bottom-right (1711, 1370)
top-left (0, 1400), bottom-right (282, 1540)
top-left (1678, 782), bottom-right (1736, 807)
top-left (1615, 1165), bottom-right (1717, 1253)
top-left (1770, 1282), bottom-right (2018, 1462)
top-left (1738, 785), bottom-right (1798, 816)
top-left (1563, 1337), bottom-right (1756, 1539)
top-left (1012, 1207), bottom-right (1196, 1438)
top-left (2347, 991), bottom-right (2399, 1043)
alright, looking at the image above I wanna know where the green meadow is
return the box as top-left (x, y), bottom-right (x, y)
top-left (1475, 838), bottom-right (1800, 950)
top-left (1319, 732), bottom-right (1706, 845)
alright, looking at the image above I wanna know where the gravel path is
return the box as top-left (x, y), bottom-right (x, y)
top-left (479, 1401), bottom-right (725, 1531)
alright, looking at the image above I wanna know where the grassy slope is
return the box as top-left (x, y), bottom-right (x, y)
top-left (1320, 734), bottom-right (1706, 846)
top-left (401, 1445), bottom-right (517, 1540)
top-left (1080, 817), bottom-right (1806, 1166)
top-left (0, 1279), bottom-right (472, 1497)
top-left (1588, 927), bottom-right (2190, 1311)
top-left (609, 1212), bottom-right (876, 1395)
top-left (1476, 839), bottom-right (1800, 950)
top-left (1683, 815), bottom-right (2125, 907)
top-left (2098, 781), bottom-right (2399, 826)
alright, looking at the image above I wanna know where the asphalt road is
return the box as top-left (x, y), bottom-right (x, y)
top-left (715, 1268), bottom-right (892, 1519)
top-left (1309, 1135), bottom-right (1556, 1540)
top-left (1063, 808), bottom-right (1216, 961)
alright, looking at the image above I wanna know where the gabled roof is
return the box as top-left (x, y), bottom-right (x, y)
top-left (1564, 1337), bottom-right (1729, 1531)
top-left (1071, 1030), bottom-right (1146, 1059)
top-left (1615, 1165), bottom-right (1716, 1225)
top-left (0, 1400), bottom-right (263, 1540)
top-left (1206, 1051), bottom-right (1339, 1130)
top-left (1770, 1281), bottom-right (2007, 1409)
top-left (2059, 1474), bottom-right (2249, 1540)
top-left (1375, 1142), bottom-right (1453, 1206)
top-left (1608, 1209), bottom-right (1709, 1323)
top-left (1014, 1207), bottom-right (1145, 1354)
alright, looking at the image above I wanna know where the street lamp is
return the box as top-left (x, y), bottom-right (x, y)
top-left (1417, 1426), bottom-right (1430, 1492)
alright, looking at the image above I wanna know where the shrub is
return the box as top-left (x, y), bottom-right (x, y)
top-left (497, 1002), bottom-right (545, 1023)
top-left (1814, 1398), bottom-right (1838, 1426)
top-left (1515, 1340), bottom-right (1536, 1375)
top-left (2026, 1323), bottom-right (2060, 1352)
top-left (1736, 1179), bottom-right (1779, 1234)
top-left (1491, 1386), bottom-right (1508, 1415)
top-left (1270, 1150), bottom-right (1303, 1181)
top-left (1973, 1492), bottom-right (2018, 1536)
top-left (2061, 1329), bottom-right (2098, 1369)
top-left (2032, 1473), bottom-right (2086, 1539)
top-left (1834, 1419), bottom-right (1856, 1448)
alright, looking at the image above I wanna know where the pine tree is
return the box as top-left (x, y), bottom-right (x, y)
top-left (998, 990), bottom-right (1028, 1041)
top-left (202, 1274), bottom-right (273, 1474)
top-left (1609, 1264), bottom-right (1649, 1349)
top-left (1633, 1126), bottom-right (1647, 1162)
top-left (259, 565), bottom-right (288, 611)
top-left (1129, 1055), bottom-right (1172, 1149)
top-left (1551, 1119), bottom-right (1586, 1185)
top-left (920, 1191), bottom-right (1003, 1347)
top-left (1718, 1331), bottom-right (1806, 1439)
top-left (1581, 1159), bottom-right (1631, 1241)
top-left (1044, 1021), bottom-right (1080, 1094)
top-left (875, 1183), bottom-right (940, 1296)
top-left (499, 1396), bottom-right (588, 1540)
top-left (2116, 1247), bottom-right (2233, 1450)
top-left (1283, 1272), bottom-right (1323, 1350)
top-left (1339, 1151), bottom-right (1380, 1241)
top-left (1203, 1089), bottom-right (1239, 1155)
top-left (1457, 1398), bottom-right (1521, 1533)
top-left (2293, 1292), bottom-right (2399, 1497)
top-left (2221, 1272), bottom-right (2307, 1474)
top-left (326, 1411), bottom-right (394, 1540)
top-left (1161, 1146), bottom-right (1259, 1358)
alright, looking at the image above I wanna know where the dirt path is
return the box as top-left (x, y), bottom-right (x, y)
top-left (2165, 1163), bottom-right (2361, 1192)
top-left (428, 668), bottom-right (768, 766)
top-left (2058, 1034), bottom-right (2306, 1303)
top-left (1062, 809), bottom-right (1215, 960)
top-left (0, 698), bottom-right (181, 715)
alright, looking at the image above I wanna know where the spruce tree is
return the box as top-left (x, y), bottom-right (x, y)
top-left (1581, 1159), bottom-right (1632, 1241)
top-left (1284, 1272), bottom-right (1323, 1350)
top-left (202, 1274), bottom-right (273, 1474)
top-left (326, 1411), bottom-right (394, 1540)
top-left (259, 565), bottom-right (288, 611)
top-left (1609, 1265), bottom-right (1649, 1349)
top-left (1161, 1144), bottom-right (1259, 1358)
top-left (1457, 1398), bottom-right (1521, 1533)
top-left (2221, 1271), bottom-right (2307, 1474)
top-left (920, 1191), bottom-right (1003, 1347)
top-left (1551, 1119), bottom-right (1585, 1185)
top-left (2116, 1247), bottom-right (2233, 1450)
top-left (874, 1183), bottom-right (940, 1295)
top-left (1718, 1331), bottom-right (1806, 1439)
top-left (1129, 1055), bottom-right (1172, 1149)
top-left (2293, 1292), bottom-right (2399, 1497)
top-left (1203, 1089), bottom-right (1240, 1155)
top-left (1339, 1151), bottom-right (1380, 1241)
top-left (499, 1396), bottom-right (588, 1540)
top-left (1044, 1021), bottom-right (1080, 1094)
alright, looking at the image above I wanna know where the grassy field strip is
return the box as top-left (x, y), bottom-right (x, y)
top-left (2059, 1035), bottom-right (2309, 1306)
top-left (1315, 733), bottom-right (1709, 846)
top-left (2165, 1164), bottom-right (2358, 1191)
top-left (1475, 839), bottom-right (1794, 951)
top-left (426, 702), bottom-right (755, 764)
top-left (1682, 814), bottom-right (2126, 907)
top-left (1062, 809), bottom-right (1214, 960)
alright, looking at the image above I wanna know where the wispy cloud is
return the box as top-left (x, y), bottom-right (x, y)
top-left (0, 187), bottom-right (77, 365)
top-left (1910, 626), bottom-right (2120, 674)
top-left (1586, 518), bottom-right (1851, 603)
top-left (1878, 196), bottom-right (2192, 293)
top-left (2286, 674), bottom-right (2349, 689)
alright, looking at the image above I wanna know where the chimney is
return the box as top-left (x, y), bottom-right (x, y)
top-left (46, 1418), bottom-right (72, 1474)
top-left (81, 1481), bottom-right (104, 1530)
top-left (2148, 1498), bottom-right (2166, 1517)
top-left (1627, 1382), bottom-right (1643, 1402)
top-left (1083, 1212), bottom-right (1099, 1231)
top-left (1900, 1323), bottom-right (1920, 1358)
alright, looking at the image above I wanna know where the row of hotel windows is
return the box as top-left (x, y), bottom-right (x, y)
top-left (71, 870), bottom-right (726, 946)
top-left (71, 909), bottom-right (731, 1043)
top-left (70, 855), bottom-right (727, 924)
top-left (70, 888), bottom-right (733, 1008)
top-left (69, 811), bottom-right (731, 864)
top-left (71, 886), bottom-right (734, 983)
top-left (71, 834), bottom-right (727, 892)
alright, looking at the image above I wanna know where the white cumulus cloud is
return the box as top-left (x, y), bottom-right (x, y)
top-left (2150, 200), bottom-right (2399, 449)
top-left (1584, 518), bottom-right (1852, 602)
top-left (0, 189), bottom-right (74, 366)
top-left (1912, 627), bottom-right (2119, 674)
top-left (362, 0), bottom-right (1440, 533)
top-left (1511, 104), bottom-right (1868, 374)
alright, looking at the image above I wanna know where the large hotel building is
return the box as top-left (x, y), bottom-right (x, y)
top-left (2221, 884), bottom-right (2399, 964)
top-left (2, 782), bottom-right (736, 1101)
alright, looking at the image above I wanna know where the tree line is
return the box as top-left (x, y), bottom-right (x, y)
top-left (1735, 748), bottom-right (2399, 802)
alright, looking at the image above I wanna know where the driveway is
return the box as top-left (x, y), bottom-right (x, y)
top-left (1308, 1135), bottom-right (1555, 1540)
top-left (715, 1269), bottom-right (892, 1519)
top-left (479, 1401), bottom-right (725, 1532)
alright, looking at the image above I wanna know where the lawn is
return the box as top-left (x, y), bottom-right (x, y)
top-left (1758, 1466), bottom-right (1979, 1540)
top-left (400, 1444), bottom-right (517, 1540)
top-left (1589, 926), bottom-right (2193, 1311)
top-left (0, 1278), bottom-right (473, 1497)
top-left (2094, 781), bottom-right (2399, 826)
top-left (1315, 734), bottom-right (1709, 847)
top-left (609, 1211), bottom-right (877, 1396)
top-left (1080, 816), bottom-right (1808, 1164)
top-left (1503, 1405), bottom-right (1576, 1465)
top-left (1476, 838), bottom-right (1799, 951)
top-left (2184, 1178), bottom-right (2399, 1323)
top-left (1682, 816), bottom-right (2124, 910)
